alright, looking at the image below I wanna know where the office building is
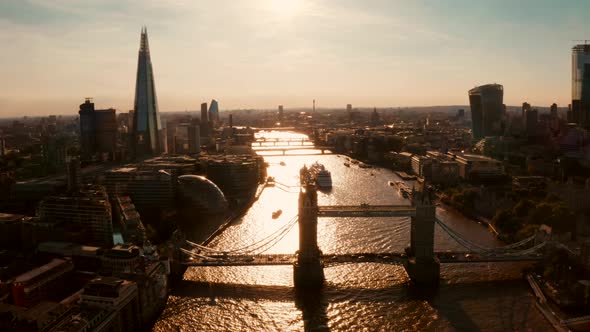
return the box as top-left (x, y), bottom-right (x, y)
top-left (278, 105), bottom-right (284, 122)
top-left (208, 99), bottom-right (220, 127)
top-left (525, 108), bottom-right (539, 137)
top-left (81, 276), bottom-right (141, 332)
top-left (200, 102), bottom-right (209, 140)
top-left (203, 155), bottom-right (264, 206)
top-left (572, 44), bottom-right (590, 128)
top-left (188, 125), bottom-right (200, 154)
top-left (101, 244), bottom-right (142, 275)
top-left (38, 185), bottom-right (114, 248)
top-left (450, 153), bottom-right (504, 181)
top-left (11, 258), bottom-right (74, 307)
top-left (521, 102), bottom-right (531, 124)
top-left (113, 196), bottom-right (146, 245)
top-left (102, 167), bottom-right (176, 220)
top-left (66, 157), bottom-right (81, 193)
top-left (132, 27), bottom-right (162, 158)
top-left (468, 84), bottom-right (504, 139)
top-left (550, 103), bottom-right (558, 118)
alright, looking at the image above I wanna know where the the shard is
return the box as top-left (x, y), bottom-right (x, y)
top-left (132, 27), bottom-right (162, 158)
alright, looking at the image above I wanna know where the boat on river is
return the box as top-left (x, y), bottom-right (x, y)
top-left (310, 162), bottom-right (333, 189)
top-left (272, 209), bottom-right (282, 219)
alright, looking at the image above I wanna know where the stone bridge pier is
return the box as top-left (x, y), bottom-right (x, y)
top-left (403, 186), bottom-right (440, 287)
top-left (294, 184), bottom-right (325, 287)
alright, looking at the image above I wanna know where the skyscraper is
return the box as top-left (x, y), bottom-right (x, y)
top-left (132, 27), bottom-right (162, 158)
top-left (572, 44), bottom-right (590, 128)
top-left (200, 102), bottom-right (209, 139)
top-left (468, 84), bottom-right (504, 139)
top-left (208, 99), bottom-right (219, 127)
top-left (550, 103), bottom-right (558, 118)
top-left (278, 105), bottom-right (284, 123)
top-left (525, 108), bottom-right (539, 137)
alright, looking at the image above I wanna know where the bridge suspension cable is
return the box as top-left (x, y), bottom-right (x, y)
top-left (435, 218), bottom-right (540, 256)
top-left (184, 215), bottom-right (299, 255)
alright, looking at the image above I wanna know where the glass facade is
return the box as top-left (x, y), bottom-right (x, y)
top-left (572, 44), bottom-right (590, 128)
top-left (133, 27), bottom-right (162, 158)
top-left (208, 99), bottom-right (219, 125)
top-left (468, 84), bottom-right (504, 139)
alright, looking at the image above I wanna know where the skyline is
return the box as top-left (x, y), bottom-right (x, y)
top-left (1, 0), bottom-right (590, 116)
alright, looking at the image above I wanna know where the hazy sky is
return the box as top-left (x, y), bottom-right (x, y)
top-left (0, 0), bottom-right (588, 116)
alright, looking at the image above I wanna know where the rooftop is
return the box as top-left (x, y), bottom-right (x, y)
top-left (468, 84), bottom-right (503, 94)
top-left (0, 213), bottom-right (25, 224)
top-left (14, 258), bottom-right (72, 283)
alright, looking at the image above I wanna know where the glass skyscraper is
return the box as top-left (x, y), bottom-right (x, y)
top-left (468, 84), bottom-right (504, 139)
top-left (572, 44), bottom-right (590, 128)
top-left (208, 99), bottom-right (220, 126)
top-left (132, 27), bottom-right (162, 158)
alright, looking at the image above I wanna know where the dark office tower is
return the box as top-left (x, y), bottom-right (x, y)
top-left (79, 98), bottom-right (96, 161)
top-left (278, 105), bottom-right (284, 122)
top-left (200, 102), bottom-right (209, 139)
top-left (525, 108), bottom-right (539, 137)
top-left (66, 157), bottom-right (81, 193)
top-left (78, 98), bottom-right (117, 162)
top-left (229, 114), bottom-right (233, 128)
top-left (208, 99), bottom-right (219, 127)
top-left (567, 104), bottom-right (573, 123)
top-left (521, 102), bottom-right (531, 123)
top-left (132, 27), bottom-right (162, 158)
top-left (572, 44), bottom-right (590, 128)
top-left (188, 125), bottom-right (201, 154)
top-left (550, 103), bottom-right (558, 118)
top-left (468, 84), bottom-right (504, 139)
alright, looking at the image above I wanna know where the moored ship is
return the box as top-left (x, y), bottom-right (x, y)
top-left (391, 181), bottom-right (412, 199)
top-left (310, 162), bottom-right (333, 189)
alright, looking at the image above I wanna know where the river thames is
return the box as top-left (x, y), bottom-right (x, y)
top-left (153, 132), bottom-right (550, 331)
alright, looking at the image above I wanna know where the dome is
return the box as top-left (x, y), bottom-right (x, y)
top-left (177, 175), bottom-right (228, 216)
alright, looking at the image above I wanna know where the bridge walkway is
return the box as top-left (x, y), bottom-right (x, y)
top-left (181, 252), bottom-right (542, 267)
top-left (318, 205), bottom-right (416, 217)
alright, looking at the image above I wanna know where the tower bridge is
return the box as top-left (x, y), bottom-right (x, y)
top-left (177, 167), bottom-right (545, 288)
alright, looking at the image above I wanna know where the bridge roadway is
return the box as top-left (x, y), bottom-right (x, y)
top-left (317, 205), bottom-right (416, 218)
top-left (251, 146), bottom-right (333, 156)
top-left (182, 252), bottom-right (542, 267)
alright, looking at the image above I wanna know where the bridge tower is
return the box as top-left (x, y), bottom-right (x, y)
top-left (404, 184), bottom-right (440, 287)
top-left (294, 182), bottom-right (324, 287)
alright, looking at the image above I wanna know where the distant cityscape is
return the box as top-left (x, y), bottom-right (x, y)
top-left (0, 24), bottom-right (589, 332)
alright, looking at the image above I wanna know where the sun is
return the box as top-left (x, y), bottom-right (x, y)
top-left (268, 0), bottom-right (302, 16)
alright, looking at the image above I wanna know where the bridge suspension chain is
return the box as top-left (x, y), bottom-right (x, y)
top-left (185, 215), bottom-right (297, 253)
top-left (435, 218), bottom-right (539, 256)
top-left (181, 218), bottom-right (298, 260)
top-left (184, 215), bottom-right (299, 256)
